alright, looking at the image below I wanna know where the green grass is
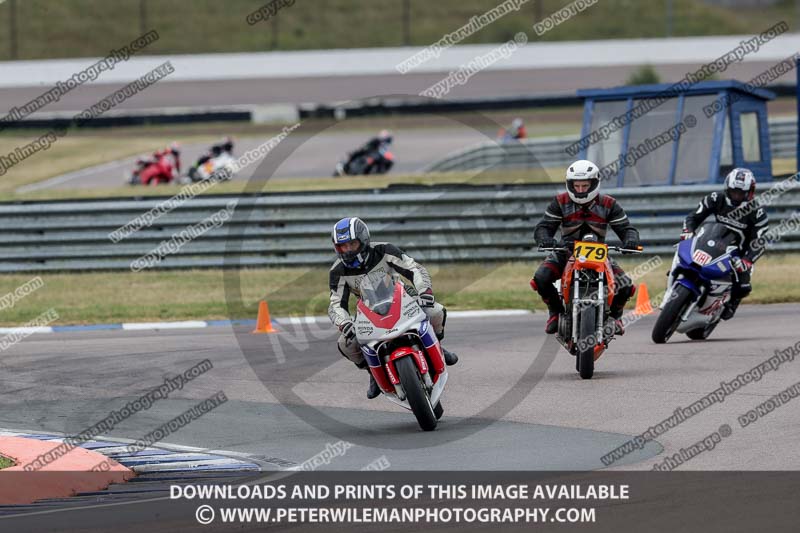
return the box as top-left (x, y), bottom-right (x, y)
top-left (0, 0), bottom-right (794, 60)
top-left (774, 158), bottom-right (797, 176)
top-left (2, 167), bottom-right (563, 203)
top-left (0, 456), bottom-right (14, 470)
top-left (3, 110), bottom-right (789, 203)
top-left (4, 160), bottom-right (796, 203)
top-left (0, 107), bottom-right (583, 201)
top-left (5, 158), bottom-right (795, 204)
top-left (0, 132), bottom-right (220, 195)
top-left (0, 255), bottom-right (796, 326)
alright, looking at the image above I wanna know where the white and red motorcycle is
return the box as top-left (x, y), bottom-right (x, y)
top-left (354, 271), bottom-right (448, 431)
top-left (180, 151), bottom-right (237, 184)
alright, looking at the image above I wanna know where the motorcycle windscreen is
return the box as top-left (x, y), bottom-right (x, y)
top-left (358, 270), bottom-right (396, 316)
top-left (693, 221), bottom-right (743, 264)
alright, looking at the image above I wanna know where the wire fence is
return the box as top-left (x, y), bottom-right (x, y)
top-left (1, 0), bottom-right (796, 60)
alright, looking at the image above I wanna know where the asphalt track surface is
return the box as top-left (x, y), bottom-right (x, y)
top-left (24, 128), bottom-right (489, 192)
top-left (2, 303), bottom-right (798, 474)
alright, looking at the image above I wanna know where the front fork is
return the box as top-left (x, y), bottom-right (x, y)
top-left (680, 284), bottom-right (705, 322)
top-left (663, 249), bottom-right (705, 321)
top-left (661, 249), bottom-right (681, 309)
top-left (571, 276), bottom-right (605, 346)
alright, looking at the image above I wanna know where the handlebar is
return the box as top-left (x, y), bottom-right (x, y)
top-left (538, 245), bottom-right (644, 254)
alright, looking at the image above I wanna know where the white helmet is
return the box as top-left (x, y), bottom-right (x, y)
top-left (566, 160), bottom-right (600, 205)
top-left (724, 167), bottom-right (756, 207)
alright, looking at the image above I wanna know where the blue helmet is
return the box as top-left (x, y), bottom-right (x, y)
top-left (332, 217), bottom-right (371, 268)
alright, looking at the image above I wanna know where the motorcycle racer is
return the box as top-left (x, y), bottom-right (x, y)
top-left (195, 137), bottom-right (234, 168)
top-left (497, 117), bottom-right (527, 142)
top-left (131, 143), bottom-right (181, 185)
top-left (328, 217), bottom-right (458, 399)
top-left (343, 130), bottom-right (392, 173)
top-left (681, 167), bottom-right (769, 320)
top-left (532, 160), bottom-right (641, 335)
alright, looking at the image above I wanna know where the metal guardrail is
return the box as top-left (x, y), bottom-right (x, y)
top-left (426, 118), bottom-right (798, 173)
top-left (0, 182), bottom-right (798, 272)
top-left (425, 136), bottom-right (576, 173)
top-left (770, 118), bottom-right (797, 160)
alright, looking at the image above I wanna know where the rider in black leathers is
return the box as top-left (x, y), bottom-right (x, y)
top-left (343, 130), bottom-right (392, 173)
top-left (681, 167), bottom-right (769, 320)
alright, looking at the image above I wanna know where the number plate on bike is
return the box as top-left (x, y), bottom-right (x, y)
top-left (573, 241), bottom-right (608, 265)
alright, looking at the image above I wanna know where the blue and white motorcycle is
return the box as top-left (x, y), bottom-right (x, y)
top-left (651, 219), bottom-right (745, 343)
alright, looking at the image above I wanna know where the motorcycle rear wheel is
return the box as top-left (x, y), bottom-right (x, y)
top-left (686, 321), bottom-right (718, 340)
top-left (395, 356), bottom-right (437, 431)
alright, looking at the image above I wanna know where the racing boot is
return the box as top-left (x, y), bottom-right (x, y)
top-left (366, 370), bottom-right (381, 399)
top-left (604, 316), bottom-right (625, 336)
top-left (356, 361), bottom-right (381, 399)
top-left (608, 308), bottom-right (625, 336)
top-left (721, 298), bottom-right (741, 321)
top-left (545, 313), bottom-right (559, 334)
top-left (441, 347), bottom-right (459, 366)
top-left (435, 326), bottom-right (458, 366)
top-left (545, 303), bottom-right (564, 334)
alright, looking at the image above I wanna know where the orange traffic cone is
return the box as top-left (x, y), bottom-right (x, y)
top-left (634, 283), bottom-right (654, 315)
top-left (252, 300), bottom-right (277, 333)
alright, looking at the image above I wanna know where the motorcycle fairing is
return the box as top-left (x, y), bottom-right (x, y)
top-left (355, 284), bottom-right (427, 343)
top-left (667, 229), bottom-right (737, 333)
top-left (562, 256), bottom-right (616, 307)
top-left (355, 282), bottom-right (446, 404)
top-left (386, 347), bottom-right (428, 386)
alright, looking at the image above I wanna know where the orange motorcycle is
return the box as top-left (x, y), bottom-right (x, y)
top-left (539, 235), bottom-right (642, 379)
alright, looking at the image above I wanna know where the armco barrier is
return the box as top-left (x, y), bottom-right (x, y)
top-left (0, 181), bottom-right (798, 272)
top-left (426, 118), bottom-right (798, 172)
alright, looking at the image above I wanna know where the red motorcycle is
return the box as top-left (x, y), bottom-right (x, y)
top-left (354, 271), bottom-right (448, 431)
top-left (128, 146), bottom-right (181, 186)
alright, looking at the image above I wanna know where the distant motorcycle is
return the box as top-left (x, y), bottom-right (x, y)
top-left (540, 235), bottom-right (642, 379)
top-left (334, 145), bottom-right (394, 177)
top-left (181, 151), bottom-right (237, 184)
top-left (128, 152), bottom-right (180, 186)
top-left (652, 219), bottom-right (741, 344)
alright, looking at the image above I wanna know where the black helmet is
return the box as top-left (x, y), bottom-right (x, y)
top-left (332, 217), bottom-right (371, 268)
top-left (222, 136), bottom-right (234, 153)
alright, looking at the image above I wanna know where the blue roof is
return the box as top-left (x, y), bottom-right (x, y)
top-left (577, 80), bottom-right (775, 101)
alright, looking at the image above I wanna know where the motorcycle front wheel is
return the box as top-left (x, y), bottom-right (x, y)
top-left (395, 356), bottom-right (437, 431)
top-left (578, 305), bottom-right (596, 380)
top-left (651, 284), bottom-right (694, 344)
